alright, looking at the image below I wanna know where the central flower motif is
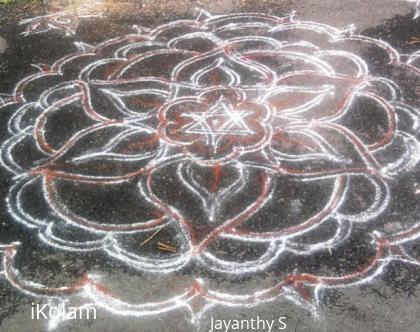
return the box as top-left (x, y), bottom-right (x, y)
top-left (159, 89), bottom-right (271, 162)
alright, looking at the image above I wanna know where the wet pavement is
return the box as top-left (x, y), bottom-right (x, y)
top-left (1, 1), bottom-right (420, 331)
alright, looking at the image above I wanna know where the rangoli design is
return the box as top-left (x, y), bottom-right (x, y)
top-left (1, 10), bottom-right (420, 329)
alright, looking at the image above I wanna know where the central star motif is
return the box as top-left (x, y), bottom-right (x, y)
top-left (158, 89), bottom-right (272, 163)
top-left (180, 98), bottom-right (255, 150)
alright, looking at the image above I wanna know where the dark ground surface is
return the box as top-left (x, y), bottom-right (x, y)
top-left (0, 1), bottom-right (420, 332)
